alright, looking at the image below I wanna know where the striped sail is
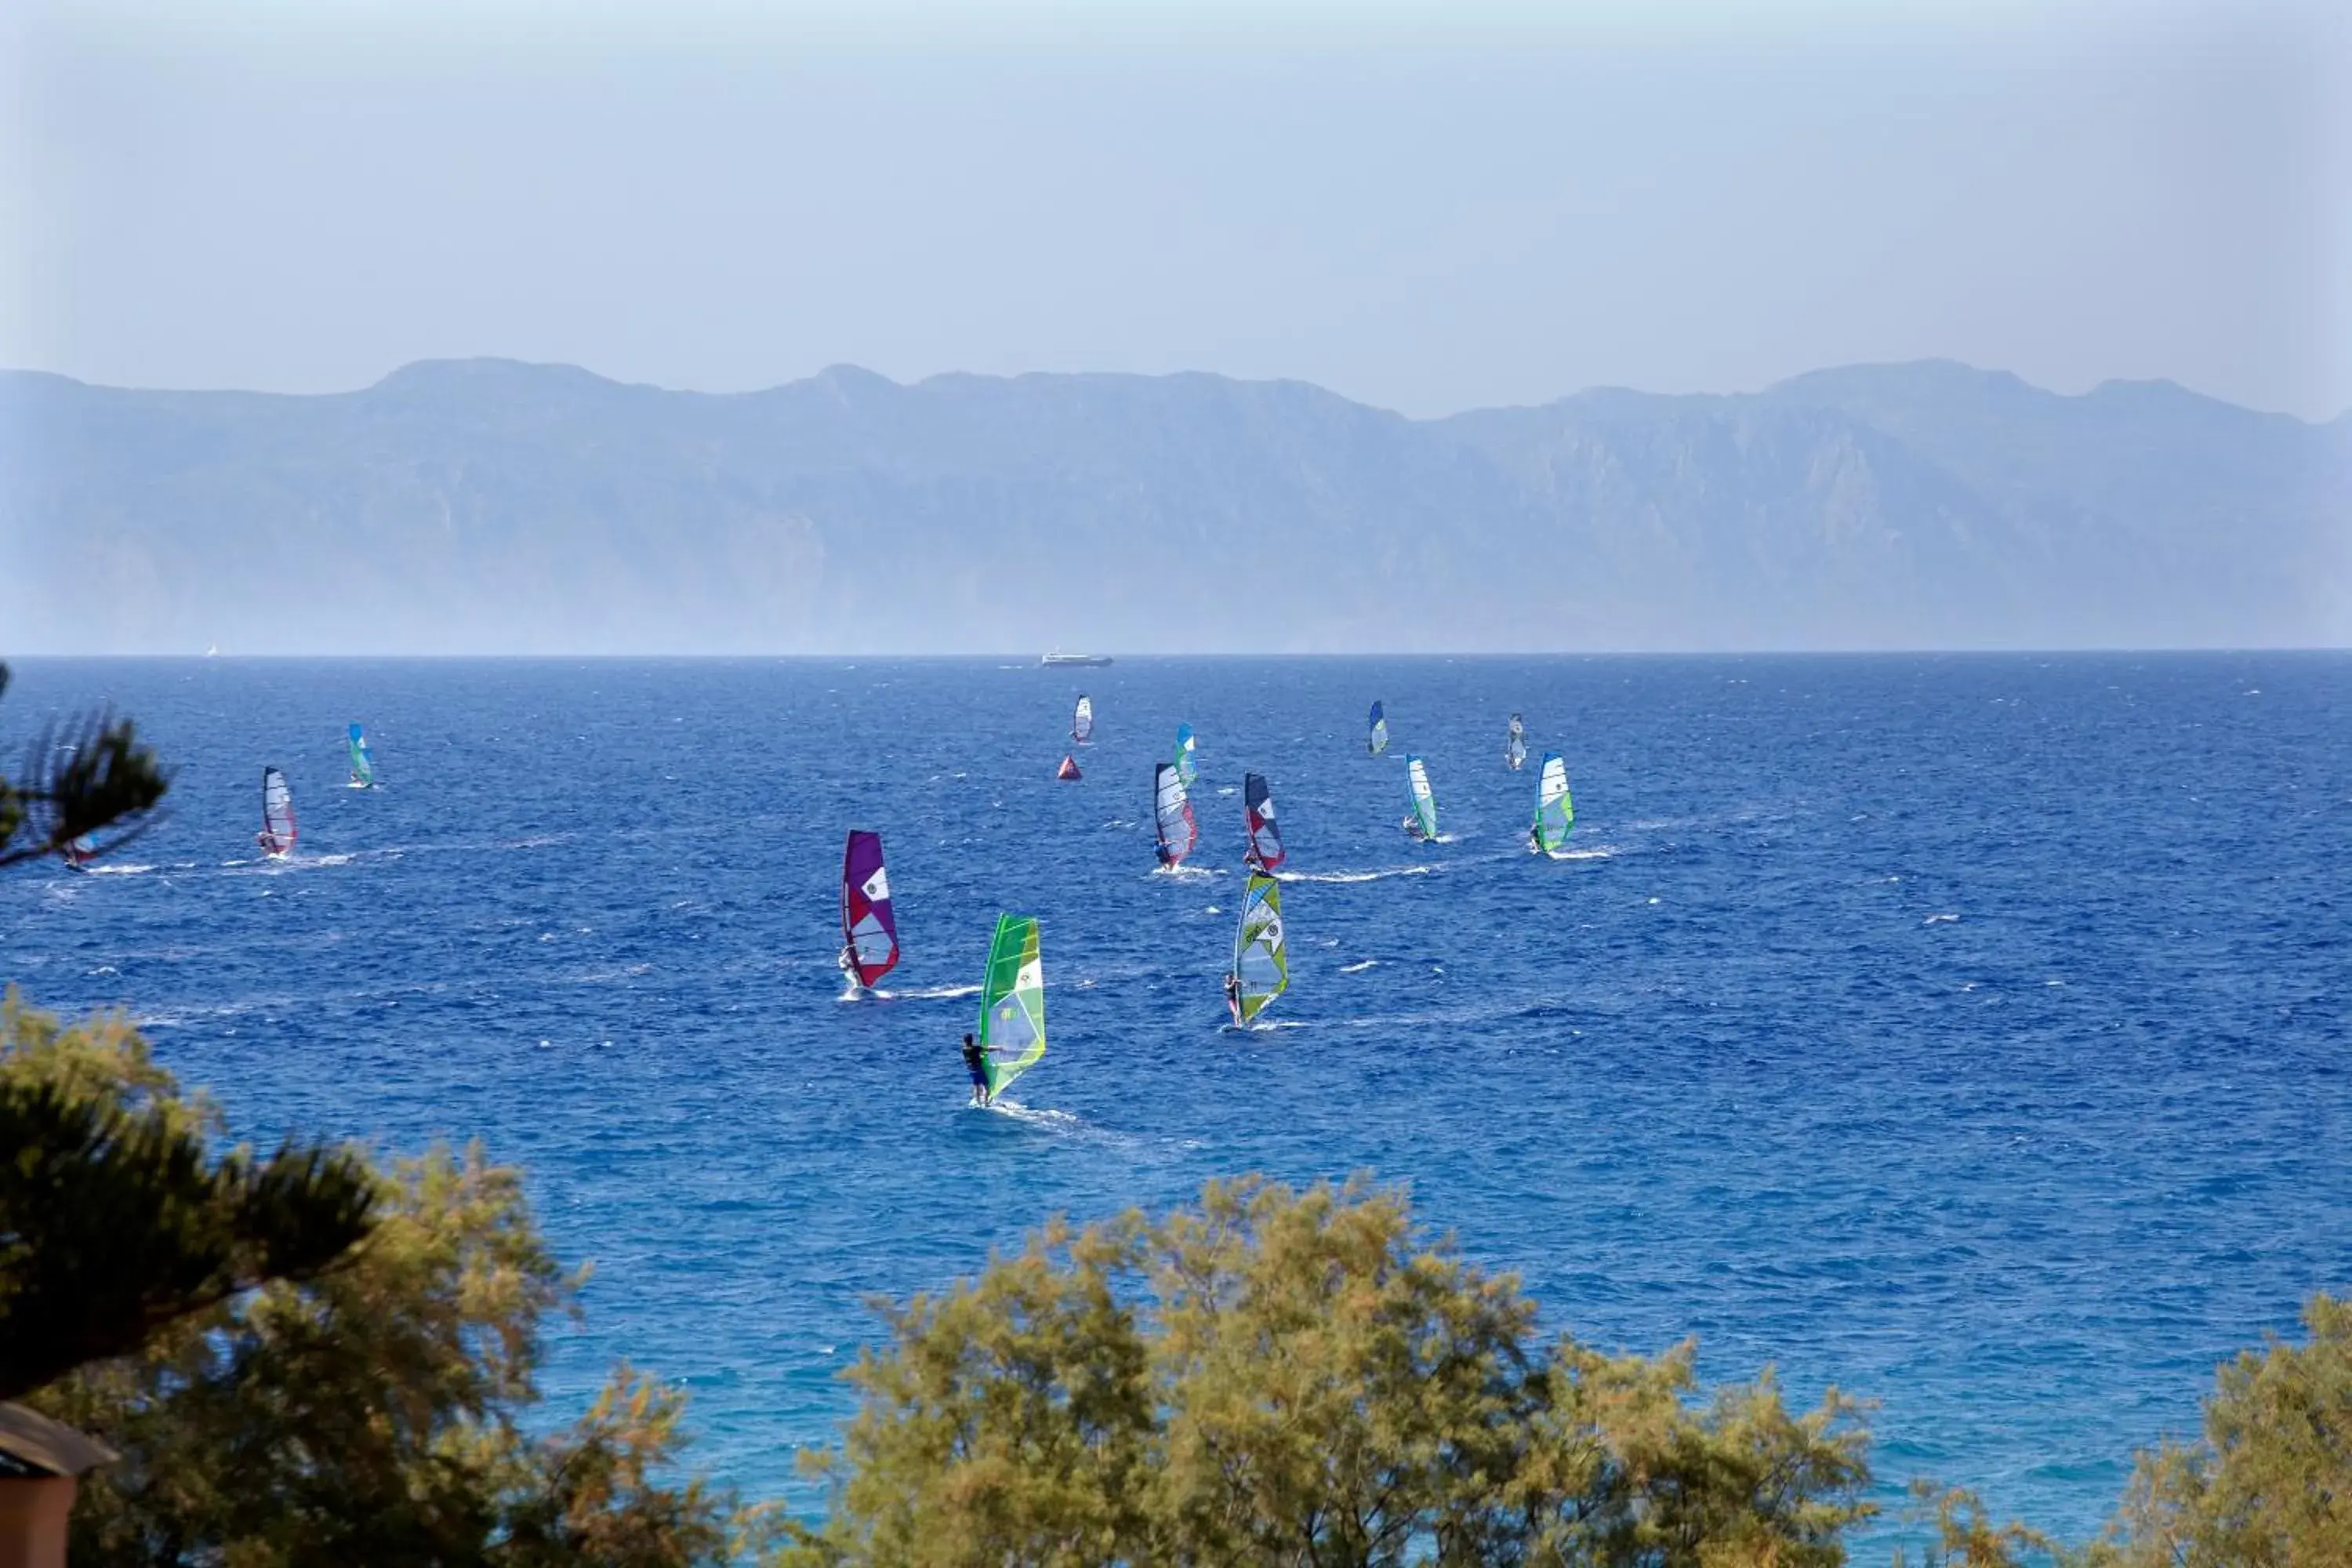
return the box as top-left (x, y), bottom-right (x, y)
top-left (978, 913), bottom-right (1046, 1097)
top-left (1230, 873), bottom-right (1289, 1025)
top-left (1154, 763), bottom-right (1198, 866)
top-left (258, 767), bottom-right (296, 857)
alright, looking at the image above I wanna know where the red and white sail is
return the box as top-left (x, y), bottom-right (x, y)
top-left (840, 829), bottom-right (900, 988)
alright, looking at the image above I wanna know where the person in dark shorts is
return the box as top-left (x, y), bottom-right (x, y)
top-left (960, 1033), bottom-right (991, 1105)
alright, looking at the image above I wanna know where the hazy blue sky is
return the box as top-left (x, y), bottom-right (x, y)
top-left (4, 0), bottom-right (2347, 418)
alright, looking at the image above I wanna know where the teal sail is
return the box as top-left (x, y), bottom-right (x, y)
top-left (1404, 756), bottom-right (1437, 840)
top-left (1229, 873), bottom-right (1289, 1025)
top-left (1174, 723), bottom-right (1198, 786)
top-left (978, 913), bottom-right (1047, 1098)
top-left (1533, 751), bottom-right (1574, 855)
top-left (347, 723), bottom-right (376, 788)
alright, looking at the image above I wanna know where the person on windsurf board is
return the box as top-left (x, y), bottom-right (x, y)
top-left (967, 913), bottom-right (1046, 1105)
top-left (961, 1033), bottom-right (992, 1106)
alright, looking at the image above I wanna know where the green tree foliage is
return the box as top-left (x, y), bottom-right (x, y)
top-left (2083, 1293), bottom-right (2352, 1568)
top-left (1887, 1484), bottom-right (2051, 1568)
top-left (0, 991), bottom-right (376, 1400)
top-left (0, 662), bottom-right (169, 869)
top-left (9, 997), bottom-right (750, 1566)
top-left (782, 1176), bottom-right (1875, 1567)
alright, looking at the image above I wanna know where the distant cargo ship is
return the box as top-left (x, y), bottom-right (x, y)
top-left (1040, 652), bottom-right (1113, 667)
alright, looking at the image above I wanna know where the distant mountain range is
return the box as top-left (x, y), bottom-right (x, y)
top-left (2, 358), bottom-right (2344, 653)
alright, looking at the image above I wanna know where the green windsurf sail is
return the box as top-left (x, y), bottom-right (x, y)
top-left (1229, 873), bottom-right (1289, 1025)
top-left (978, 913), bottom-right (1046, 1097)
top-left (347, 723), bottom-right (376, 788)
top-left (1533, 751), bottom-right (1574, 855)
top-left (1404, 755), bottom-right (1438, 840)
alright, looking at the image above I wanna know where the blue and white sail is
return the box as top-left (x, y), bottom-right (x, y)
top-left (1403, 756), bottom-right (1437, 840)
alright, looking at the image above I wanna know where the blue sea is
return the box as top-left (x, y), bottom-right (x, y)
top-left (5, 654), bottom-right (2347, 1549)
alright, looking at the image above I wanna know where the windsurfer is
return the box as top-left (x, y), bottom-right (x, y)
top-left (960, 1033), bottom-right (991, 1105)
top-left (1223, 971), bottom-right (1242, 1022)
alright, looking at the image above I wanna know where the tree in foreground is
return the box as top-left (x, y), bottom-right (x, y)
top-left (780, 1175), bottom-right (1875, 1567)
top-left (8, 996), bottom-right (753, 1566)
top-left (2082, 1292), bottom-right (2352, 1568)
top-left (0, 662), bottom-right (169, 869)
top-left (0, 991), bottom-right (377, 1401)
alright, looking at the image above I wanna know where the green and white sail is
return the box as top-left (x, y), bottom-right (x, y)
top-left (978, 913), bottom-right (1047, 1098)
top-left (1404, 755), bottom-right (1438, 840)
top-left (347, 723), bottom-right (376, 788)
top-left (1533, 751), bottom-right (1574, 855)
top-left (1230, 873), bottom-right (1289, 1025)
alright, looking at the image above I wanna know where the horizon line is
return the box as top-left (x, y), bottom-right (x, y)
top-left (10, 647), bottom-right (2349, 662)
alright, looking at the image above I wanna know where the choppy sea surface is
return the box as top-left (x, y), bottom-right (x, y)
top-left (5, 654), bottom-right (2347, 1548)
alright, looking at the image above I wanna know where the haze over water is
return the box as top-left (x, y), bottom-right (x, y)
top-left (5, 652), bottom-right (2347, 1546)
